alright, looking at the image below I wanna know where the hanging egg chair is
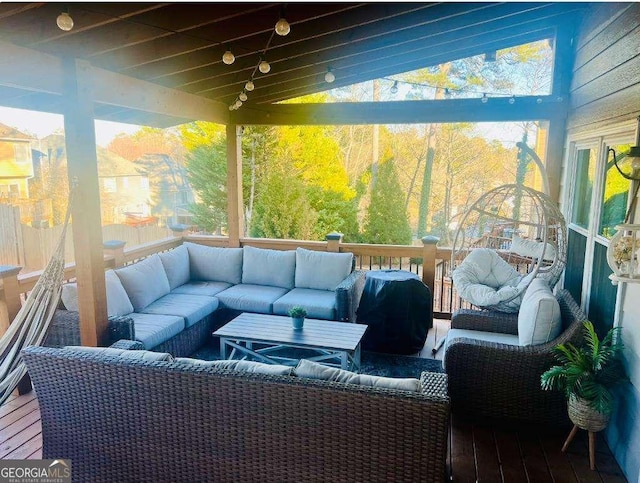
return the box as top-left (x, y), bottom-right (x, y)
top-left (451, 184), bottom-right (567, 312)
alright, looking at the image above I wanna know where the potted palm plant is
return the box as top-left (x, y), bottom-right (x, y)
top-left (288, 306), bottom-right (307, 330)
top-left (541, 321), bottom-right (626, 433)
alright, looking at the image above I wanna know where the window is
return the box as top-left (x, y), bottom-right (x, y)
top-left (599, 143), bottom-right (632, 239)
top-left (13, 143), bottom-right (30, 163)
top-left (102, 177), bottom-right (116, 193)
top-left (571, 148), bottom-right (596, 229)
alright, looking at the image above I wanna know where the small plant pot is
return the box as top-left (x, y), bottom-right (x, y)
top-left (292, 317), bottom-right (304, 330)
top-left (568, 397), bottom-right (610, 432)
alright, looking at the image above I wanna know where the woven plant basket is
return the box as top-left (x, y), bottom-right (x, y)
top-left (568, 397), bottom-right (609, 432)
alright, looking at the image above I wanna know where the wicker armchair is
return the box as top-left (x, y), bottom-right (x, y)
top-left (444, 289), bottom-right (586, 426)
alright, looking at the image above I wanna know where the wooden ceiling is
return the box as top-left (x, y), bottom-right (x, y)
top-left (0, 2), bottom-right (586, 124)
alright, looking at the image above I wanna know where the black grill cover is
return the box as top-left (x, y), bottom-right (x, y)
top-left (356, 270), bottom-right (432, 354)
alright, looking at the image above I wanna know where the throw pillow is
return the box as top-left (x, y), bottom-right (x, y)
top-left (104, 270), bottom-right (134, 316)
top-left (175, 358), bottom-right (293, 376)
top-left (518, 278), bottom-right (561, 346)
top-left (295, 248), bottom-right (353, 291)
top-left (294, 359), bottom-right (420, 392)
top-left (242, 246), bottom-right (296, 289)
top-left (64, 346), bottom-right (174, 362)
top-left (511, 235), bottom-right (557, 262)
top-left (158, 244), bottom-right (190, 290)
top-left (115, 254), bottom-right (171, 311)
top-left (61, 272), bottom-right (134, 317)
top-left (184, 242), bottom-right (243, 285)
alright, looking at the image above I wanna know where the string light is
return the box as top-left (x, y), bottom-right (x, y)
top-left (390, 81), bottom-right (398, 94)
top-left (222, 49), bottom-right (235, 65)
top-left (245, 80), bottom-right (255, 91)
top-left (56, 11), bottom-right (74, 31)
top-left (239, 92), bottom-right (248, 102)
top-left (508, 96), bottom-right (515, 104)
top-left (481, 93), bottom-right (489, 103)
top-left (275, 17), bottom-right (290, 36)
top-left (324, 68), bottom-right (335, 84)
top-left (258, 60), bottom-right (271, 74)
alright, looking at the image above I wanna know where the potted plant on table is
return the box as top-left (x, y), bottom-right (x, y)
top-left (288, 306), bottom-right (307, 330)
top-left (541, 321), bottom-right (626, 468)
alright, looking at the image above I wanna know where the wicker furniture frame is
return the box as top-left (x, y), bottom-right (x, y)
top-left (444, 289), bottom-right (586, 426)
top-left (23, 342), bottom-right (450, 483)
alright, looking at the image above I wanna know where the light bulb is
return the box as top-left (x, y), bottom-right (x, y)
top-left (508, 96), bottom-right (515, 105)
top-left (245, 80), bottom-right (255, 91)
top-left (390, 81), bottom-right (398, 94)
top-left (239, 92), bottom-right (248, 102)
top-left (235, 100), bottom-right (242, 108)
top-left (229, 105), bottom-right (235, 111)
top-left (324, 69), bottom-right (335, 83)
top-left (258, 61), bottom-right (271, 74)
top-left (222, 50), bottom-right (235, 65)
top-left (481, 94), bottom-right (488, 104)
top-left (56, 12), bottom-right (74, 31)
top-left (275, 18), bottom-right (290, 36)
top-left (536, 98), bottom-right (543, 104)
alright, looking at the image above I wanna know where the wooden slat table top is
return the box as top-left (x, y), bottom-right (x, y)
top-left (214, 313), bottom-right (368, 352)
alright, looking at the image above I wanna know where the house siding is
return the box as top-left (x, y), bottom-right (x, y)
top-left (567, 3), bottom-right (640, 480)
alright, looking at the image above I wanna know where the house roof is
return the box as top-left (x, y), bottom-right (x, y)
top-left (40, 134), bottom-right (142, 177)
top-left (0, 122), bottom-right (32, 141)
top-left (0, 2), bottom-right (586, 125)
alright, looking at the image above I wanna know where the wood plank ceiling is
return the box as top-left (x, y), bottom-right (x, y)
top-left (0, 2), bottom-right (586, 125)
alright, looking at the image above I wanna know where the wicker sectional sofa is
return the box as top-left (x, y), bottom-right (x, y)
top-left (23, 341), bottom-right (450, 483)
top-left (46, 243), bottom-right (365, 356)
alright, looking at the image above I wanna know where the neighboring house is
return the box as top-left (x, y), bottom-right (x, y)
top-left (0, 122), bottom-right (33, 201)
top-left (134, 153), bottom-right (195, 227)
top-left (39, 135), bottom-right (151, 225)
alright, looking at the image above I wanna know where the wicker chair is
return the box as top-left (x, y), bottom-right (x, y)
top-left (444, 289), bottom-right (586, 426)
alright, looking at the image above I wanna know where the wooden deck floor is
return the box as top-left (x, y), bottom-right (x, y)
top-left (0, 320), bottom-right (628, 481)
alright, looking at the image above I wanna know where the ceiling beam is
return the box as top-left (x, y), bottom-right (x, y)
top-left (231, 95), bottom-right (568, 126)
top-left (0, 39), bottom-right (228, 124)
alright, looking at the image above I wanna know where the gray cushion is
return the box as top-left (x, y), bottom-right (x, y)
top-left (184, 242), bottom-right (243, 284)
top-left (61, 270), bottom-right (134, 317)
top-left (140, 293), bottom-right (219, 328)
top-left (294, 359), bottom-right (420, 392)
top-left (443, 328), bottom-right (520, 364)
top-left (128, 312), bottom-right (185, 349)
top-left (518, 278), bottom-right (561, 346)
top-left (115, 254), bottom-right (171, 311)
top-left (158, 245), bottom-right (190, 290)
top-left (171, 281), bottom-right (232, 297)
top-left (216, 284), bottom-right (289, 313)
top-left (64, 346), bottom-right (174, 362)
top-left (272, 288), bottom-right (337, 320)
top-left (175, 358), bottom-right (293, 376)
top-left (295, 247), bottom-right (353, 291)
top-left (242, 246), bottom-right (296, 289)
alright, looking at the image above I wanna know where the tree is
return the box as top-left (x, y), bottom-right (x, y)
top-left (362, 156), bottom-right (412, 245)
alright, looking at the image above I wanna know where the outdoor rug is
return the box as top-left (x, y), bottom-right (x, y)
top-left (191, 345), bottom-right (443, 379)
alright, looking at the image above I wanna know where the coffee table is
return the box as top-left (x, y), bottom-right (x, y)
top-left (213, 313), bottom-right (368, 371)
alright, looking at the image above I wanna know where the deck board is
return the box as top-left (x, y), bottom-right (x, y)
top-left (0, 321), bottom-right (628, 482)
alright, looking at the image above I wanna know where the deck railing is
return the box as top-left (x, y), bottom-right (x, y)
top-left (0, 231), bottom-right (467, 334)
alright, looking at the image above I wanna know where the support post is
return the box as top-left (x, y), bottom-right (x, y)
top-left (226, 124), bottom-right (244, 247)
top-left (421, 236), bottom-right (439, 297)
top-left (103, 240), bottom-right (126, 268)
top-left (63, 58), bottom-right (108, 347)
top-left (326, 232), bottom-right (343, 252)
top-left (0, 265), bottom-right (22, 335)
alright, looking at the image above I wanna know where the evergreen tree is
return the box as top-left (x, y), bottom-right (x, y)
top-left (362, 157), bottom-right (412, 245)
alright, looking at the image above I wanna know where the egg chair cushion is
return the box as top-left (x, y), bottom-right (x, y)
top-left (452, 248), bottom-right (524, 313)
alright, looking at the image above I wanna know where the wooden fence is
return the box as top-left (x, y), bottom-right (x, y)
top-left (0, 205), bottom-right (22, 267)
